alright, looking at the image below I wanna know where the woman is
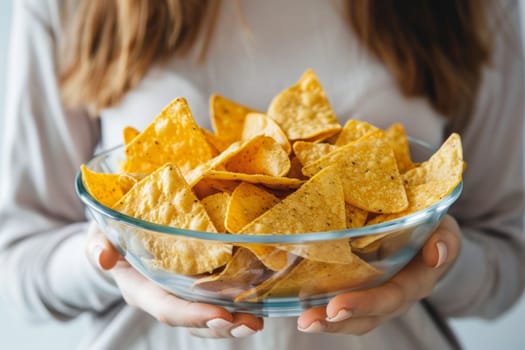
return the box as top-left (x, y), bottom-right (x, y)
top-left (1, 0), bottom-right (524, 349)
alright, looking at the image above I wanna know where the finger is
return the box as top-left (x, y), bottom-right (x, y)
top-left (299, 314), bottom-right (382, 335)
top-left (421, 215), bottom-right (461, 269)
top-left (297, 306), bottom-right (326, 331)
top-left (188, 313), bottom-right (264, 338)
top-left (85, 222), bottom-right (121, 270)
top-left (110, 262), bottom-right (234, 328)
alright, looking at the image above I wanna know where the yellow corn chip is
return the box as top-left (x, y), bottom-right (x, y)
top-left (224, 135), bottom-right (290, 176)
top-left (193, 248), bottom-right (271, 298)
top-left (204, 170), bottom-right (304, 190)
top-left (113, 163), bottom-right (232, 275)
top-left (303, 130), bottom-right (408, 214)
top-left (267, 69), bottom-right (341, 141)
top-left (123, 126), bottom-right (140, 145)
top-left (201, 192), bottom-right (230, 233)
top-left (293, 141), bottom-right (336, 167)
top-left (225, 183), bottom-right (280, 233)
top-left (242, 113), bottom-right (291, 153)
top-left (335, 119), bottom-right (379, 146)
top-left (200, 127), bottom-right (230, 154)
top-left (237, 244), bottom-right (290, 271)
top-left (238, 166), bottom-right (354, 264)
top-left (122, 98), bottom-right (214, 175)
top-left (287, 156), bottom-right (308, 180)
top-left (81, 165), bottom-right (128, 207)
top-left (345, 203), bottom-right (368, 229)
top-left (210, 94), bottom-right (258, 146)
top-left (385, 123), bottom-right (415, 173)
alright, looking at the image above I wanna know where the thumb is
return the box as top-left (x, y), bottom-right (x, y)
top-left (86, 222), bottom-right (121, 270)
top-left (421, 215), bottom-right (461, 270)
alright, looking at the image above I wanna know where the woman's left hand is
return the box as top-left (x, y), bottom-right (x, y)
top-left (297, 215), bottom-right (461, 334)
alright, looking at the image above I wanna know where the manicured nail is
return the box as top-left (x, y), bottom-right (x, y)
top-left (206, 318), bottom-right (233, 330)
top-left (326, 309), bottom-right (352, 322)
top-left (298, 320), bottom-right (325, 333)
top-left (94, 245), bottom-right (105, 270)
top-left (230, 325), bottom-right (257, 337)
top-left (434, 241), bottom-right (448, 269)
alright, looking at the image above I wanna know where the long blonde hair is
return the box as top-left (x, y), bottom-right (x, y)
top-left (60, 0), bottom-right (493, 129)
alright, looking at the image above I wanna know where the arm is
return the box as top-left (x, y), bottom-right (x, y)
top-left (0, 0), bottom-right (121, 321)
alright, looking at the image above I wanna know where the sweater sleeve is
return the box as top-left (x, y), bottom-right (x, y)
top-left (428, 2), bottom-right (525, 319)
top-left (0, 0), bottom-right (121, 322)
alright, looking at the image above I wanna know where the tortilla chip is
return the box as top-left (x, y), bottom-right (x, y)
top-left (345, 203), bottom-right (368, 229)
top-left (267, 69), bottom-right (341, 141)
top-left (122, 98), bottom-right (214, 175)
top-left (81, 165), bottom-right (128, 207)
top-left (237, 244), bottom-right (291, 271)
top-left (335, 119), bottom-right (379, 146)
top-left (385, 123), bottom-right (415, 173)
top-left (303, 130), bottom-right (408, 213)
top-left (204, 170), bottom-right (304, 190)
top-left (238, 166), bottom-right (354, 264)
top-left (200, 127), bottom-right (230, 154)
top-left (224, 135), bottom-right (290, 176)
top-left (293, 141), bottom-right (336, 167)
top-left (193, 248), bottom-right (271, 298)
top-left (123, 126), bottom-right (140, 145)
top-left (225, 183), bottom-right (280, 233)
top-left (113, 163), bottom-right (232, 274)
top-left (201, 192), bottom-right (230, 233)
top-left (210, 94), bottom-right (258, 146)
top-left (242, 113), bottom-right (291, 154)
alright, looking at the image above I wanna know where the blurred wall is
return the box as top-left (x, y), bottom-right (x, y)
top-left (0, 1), bottom-right (524, 349)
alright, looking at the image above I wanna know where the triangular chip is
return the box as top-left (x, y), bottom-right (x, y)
top-left (238, 166), bottom-right (354, 264)
top-left (113, 164), bottom-right (232, 275)
top-left (193, 248), bottom-right (272, 298)
top-left (210, 94), bottom-right (258, 146)
top-left (345, 203), bottom-right (368, 229)
top-left (335, 119), bottom-right (379, 146)
top-left (385, 123), bottom-right (415, 173)
top-left (122, 98), bottom-right (214, 175)
top-left (81, 165), bottom-right (129, 207)
top-left (201, 192), bottom-right (230, 233)
top-left (303, 130), bottom-right (408, 214)
top-left (267, 69), bottom-right (341, 141)
top-left (225, 183), bottom-right (280, 233)
top-left (293, 141), bottom-right (336, 167)
top-left (204, 170), bottom-right (304, 190)
top-left (237, 257), bottom-right (381, 302)
top-left (123, 126), bottom-right (140, 145)
top-left (242, 113), bottom-right (291, 153)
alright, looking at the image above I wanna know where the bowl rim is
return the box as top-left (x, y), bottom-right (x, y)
top-left (75, 139), bottom-right (463, 243)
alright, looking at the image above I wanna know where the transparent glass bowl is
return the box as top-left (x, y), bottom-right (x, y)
top-left (76, 139), bottom-right (462, 317)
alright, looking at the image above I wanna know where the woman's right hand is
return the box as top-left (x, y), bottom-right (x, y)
top-left (85, 222), bottom-right (264, 338)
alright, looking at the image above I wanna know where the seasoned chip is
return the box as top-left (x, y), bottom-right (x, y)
top-left (237, 244), bottom-right (290, 271)
top-left (237, 256), bottom-right (381, 302)
top-left (293, 141), bottom-right (336, 167)
top-left (242, 113), bottom-right (291, 153)
top-left (210, 94), bottom-right (258, 146)
top-left (113, 163), bottom-right (232, 274)
top-left (122, 98), bottom-right (214, 175)
top-left (200, 127), bottom-right (230, 154)
top-left (193, 248), bottom-right (271, 298)
top-left (201, 192), bottom-right (230, 233)
top-left (225, 183), bottom-right (280, 233)
top-left (385, 123), bottom-right (415, 173)
top-left (238, 166), bottom-right (354, 264)
top-left (267, 69), bottom-right (341, 141)
top-left (123, 126), bottom-right (140, 145)
top-left (335, 119), bottom-right (379, 146)
top-left (204, 170), bottom-right (304, 190)
top-left (81, 165), bottom-right (129, 207)
top-left (345, 203), bottom-right (368, 229)
top-left (224, 135), bottom-right (290, 176)
top-left (303, 130), bottom-right (408, 213)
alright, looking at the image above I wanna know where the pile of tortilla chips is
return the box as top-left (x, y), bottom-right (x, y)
top-left (81, 69), bottom-right (464, 301)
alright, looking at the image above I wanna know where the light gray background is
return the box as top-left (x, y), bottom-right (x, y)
top-left (0, 1), bottom-right (524, 349)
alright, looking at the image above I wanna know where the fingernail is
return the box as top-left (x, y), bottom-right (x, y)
top-left (206, 318), bottom-right (233, 330)
top-left (298, 320), bottom-right (325, 333)
top-left (230, 325), bottom-right (257, 337)
top-left (326, 309), bottom-right (352, 322)
top-left (434, 241), bottom-right (448, 269)
top-left (94, 245), bottom-right (105, 270)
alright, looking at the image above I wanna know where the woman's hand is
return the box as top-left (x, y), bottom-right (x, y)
top-left (297, 215), bottom-right (461, 334)
top-left (85, 222), bottom-right (264, 338)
